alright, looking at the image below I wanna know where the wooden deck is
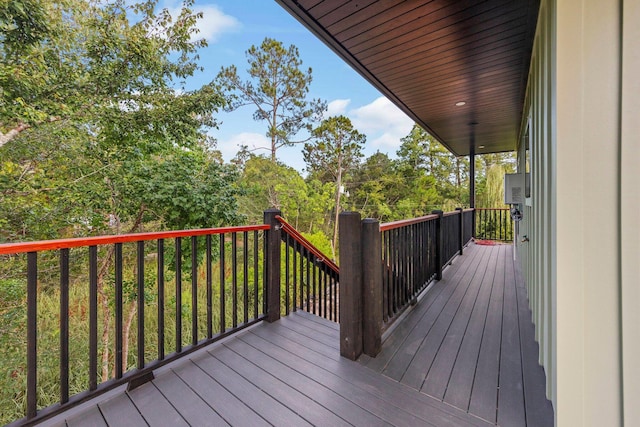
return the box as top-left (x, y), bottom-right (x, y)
top-left (360, 243), bottom-right (554, 426)
top-left (42, 243), bottom-right (552, 427)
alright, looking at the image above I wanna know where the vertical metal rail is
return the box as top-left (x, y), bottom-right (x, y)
top-left (60, 248), bottom-right (70, 404)
top-left (26, 252), bottom-right (37, 419)
top-left (231, 232), bottom-right (238, 329)
top-left (89, 246), bottom-right (98, 390)
top-left (219, 233), bottom-right (226, 333)
top-left (136, 241), bottom-right (145, 369)
top-left (253, 231), bottom-right (259, 320)
top-left (157, 239), bottom-right (165, 360)
top-left (243, 231), bottom-right (249, 324)
top-left (191, 237), bottom-right (198, 346)
top-left (114, 243), bottom-right (123, 379)
top-left (175, 237), bottom-right (182, 353)
top-left (206, 235), bottom-right (213, 339)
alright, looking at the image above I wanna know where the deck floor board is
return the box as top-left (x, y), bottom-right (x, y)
top-left (42, 243), bottom-right (551, 427)
top-left (361, 243), bottom-right (553, 426)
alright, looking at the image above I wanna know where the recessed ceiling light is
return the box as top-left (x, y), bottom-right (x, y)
top-left (455, 101), bottom-right (466, 106)
top-left (479, 145), bottom-right (485, 149)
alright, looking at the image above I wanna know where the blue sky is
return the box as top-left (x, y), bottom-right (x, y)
top-left (167, 0), bottom-right (415, 172)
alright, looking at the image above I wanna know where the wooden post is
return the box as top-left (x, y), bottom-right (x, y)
top-left (339, 211), bottom-right (363, 360)
top-left (456, 207), bottom-right (464, 255)
top-left (362, 218), bottom-right (382, 357)
top-left (264, 209), bottom-right (281, 323)
top-left (432, 210), bottom-right (444, 280)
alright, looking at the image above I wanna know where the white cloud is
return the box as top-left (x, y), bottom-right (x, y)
top-left (167, 4), bottom-right (240, 43)
top-left (217, 132), bottom-right (270, 160)
top-left (326, 99), bottom-right (351, 117)
top-left (349, 97), bottom-right (414, 149)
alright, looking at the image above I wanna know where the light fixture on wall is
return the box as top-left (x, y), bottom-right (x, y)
top-left (455, 101), bottom-right (466, 106)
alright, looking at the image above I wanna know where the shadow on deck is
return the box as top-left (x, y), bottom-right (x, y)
top-left (360, 243), bottom-right (554, 426)
top-left (42, 244), bottom-right (552, 427)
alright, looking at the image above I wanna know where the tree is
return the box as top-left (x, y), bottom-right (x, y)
top-left (304, 116), bottom-right (365, 259)
top-left (217, 37), bottom-right (326, 161)
top-left (1, 0), bottom-right (240, 382)
top-left (238, 155), bottom-right (308, 226)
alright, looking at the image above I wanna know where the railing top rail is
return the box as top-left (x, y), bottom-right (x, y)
top-left (463, 208), bottom-right (474, 213)
top-left (275, 215), bottom-right (340, 275)
top-left (379, 214), bottom-right (439, 231)
top-left (0, 224), bottom-right (270, 255)
top-left (443, 211), bottom-right (461, 217)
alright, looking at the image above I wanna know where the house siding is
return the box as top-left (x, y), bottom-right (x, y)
top-left (517, 0), bottom-right (639, 425)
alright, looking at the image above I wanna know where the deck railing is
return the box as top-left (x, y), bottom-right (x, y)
top-left (276, 215), bottom-right (340, 322)
top-left (338, 208), bottom-right (473, 360)
top-left (474, 208), bottom-right (513, 241)
top-left (1, 224), bottom-right (271, 425)
top-left (379, 214), bottom-right (438, 326)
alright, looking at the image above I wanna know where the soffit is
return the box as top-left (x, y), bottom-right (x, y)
top-left (276, 0), bottom-right (540, 156)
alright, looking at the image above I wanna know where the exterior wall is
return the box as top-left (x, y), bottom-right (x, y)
top-left (517, 0), bottom-right (639, 425)
top-left (620, 1), bottom-right (640, 425)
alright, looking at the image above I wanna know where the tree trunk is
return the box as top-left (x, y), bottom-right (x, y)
top-left (97, 206), bottom-right (146, 382)
top-left (331, 158), bottom-right (343, 262)
top-left (118, 301), bottom-right (138, 377)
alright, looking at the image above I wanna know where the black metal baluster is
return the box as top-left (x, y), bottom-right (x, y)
top-left (175, 238), bottom-right (182, 353)
top-left (292, 240), bottom-right (297, 313)
top-left (285, 234), bottom-right (290, 315)
top-left (243, 231), bottom-right (249, 324)
top-left (220, 234), bottom-right (226, 333)
top-left (60, 249), bottom-right (69, 404)
top-left (383, 230), bottom-right (389, 322)
top-left (137, 241), bottom-right (145, 369)
top-left (312, 256), bottom-right (317, 315)
top-left (232, 232), bottom-right (238, 328)
top-left (157, 240), bottom-right (165, 360)
top-left (253, 231), bottom-right (259, 320)
top-left (27, 252), bottom-right (37, 419)
top-left (206, 235), bottom-right (212, 339)
top-left (89, 246), bottom-right (98, 390)
top-left (299, 244), bottom-right (304, 310)
top-left (305, 249), bottom-right (311, 312)
top-left (115, 243), bottom-right (123, 378)
top-left (191, 236), bottom-right (198, 346)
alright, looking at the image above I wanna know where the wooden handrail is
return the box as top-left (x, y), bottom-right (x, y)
top-left (0, 224), bottom-right (270, 255)
top-left (379, 214), bottom-right (439, 231)
top-left (275, 216), bottom-right (340, 274)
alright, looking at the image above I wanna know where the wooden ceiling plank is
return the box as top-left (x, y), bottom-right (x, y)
top-left (358, 9), bottom-right (527, 68)
top-left (347, 0), bottom-right (515, 54)
top-left (327, 0), bottom-right (428, 36)
top-left (342, 0), bottom-right (478, 49)
top-left (370, 24), bottom-right (527, 78)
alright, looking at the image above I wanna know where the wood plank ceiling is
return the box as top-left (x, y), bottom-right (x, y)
top-left (276, 0), bottom-right (540, 156)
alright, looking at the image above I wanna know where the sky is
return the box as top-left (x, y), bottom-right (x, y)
top-left (166, 0), bottom-right (415, 172)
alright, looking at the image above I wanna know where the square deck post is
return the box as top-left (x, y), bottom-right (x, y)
top-left (362, 218), bottom-right (382, 357)
top-left (339, 212), bottom-right (363, 360)
top-left (264, 209), bottom-right (281, 322)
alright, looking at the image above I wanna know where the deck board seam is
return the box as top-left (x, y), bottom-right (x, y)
top-left (446, 245), bottom-right (500, 412)
top-left (379, 246), bottom-right (485, 378)
top-left (396, 245), bottom-right (491, 386)
top-left (440, 245), bottom-right (499, 403)
top-left (417, 245), bottom-right (493, 391)
top-left (370, 244), bottom-right (483, 372)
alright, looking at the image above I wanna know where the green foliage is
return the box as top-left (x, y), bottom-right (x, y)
top-left (217, 37), bottom-right (326, 161)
